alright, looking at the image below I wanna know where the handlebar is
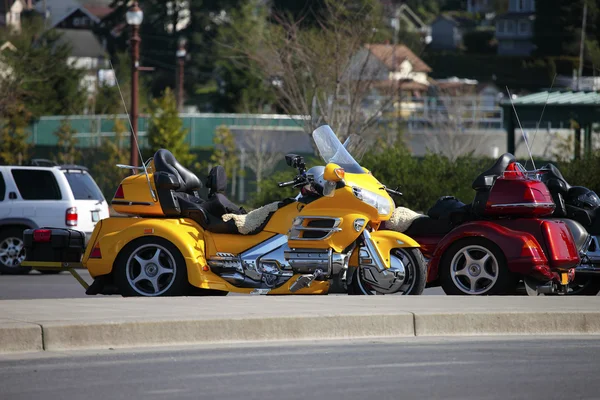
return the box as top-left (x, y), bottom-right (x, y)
top-left (278, 180), bottom-right (296, 188)
top-left (382, 186), bottom-right (403, 197)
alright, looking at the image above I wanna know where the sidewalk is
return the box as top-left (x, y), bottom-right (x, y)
top-left (1, 296), bottom-right (600, 353)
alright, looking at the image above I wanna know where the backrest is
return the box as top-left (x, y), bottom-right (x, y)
top-left (153, 149), bottom-right (201, 192)
top-left (472, 153), bottom-right (516, 191)
top-left (206, 166), bottom-right (227, 196)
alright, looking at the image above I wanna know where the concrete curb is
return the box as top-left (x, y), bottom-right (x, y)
top-left (2, 297), bottom-right (600, 353)
top-left (0, 320), bottom-right (43, 353)
top-left (41, 314), bottom-right (415, 351)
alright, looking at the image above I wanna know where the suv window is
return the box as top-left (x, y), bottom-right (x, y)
top-left (0, 172), bottom-right (5, 201)
top-left (64, 172), bottom-right (105, 201)
top-left (11, 169), bottom-right (62, 200)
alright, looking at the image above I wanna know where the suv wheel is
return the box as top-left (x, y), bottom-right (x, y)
top-left (0, 228), bottom-right (31, 275)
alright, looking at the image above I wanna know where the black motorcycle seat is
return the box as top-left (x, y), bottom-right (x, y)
top-left (427, 196), bottom-right (468, 220)
top-left (472, 153), bottom-right (516, 191)
top-left (403, 215), bottom-right (455, 237)
top-left (154, 149), bottom-right (202, 193)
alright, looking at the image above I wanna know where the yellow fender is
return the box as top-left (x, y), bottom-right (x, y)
top-left (85, 218), bottom-right (207, 286)
top-left (369, 229), bottom-right (420, 269)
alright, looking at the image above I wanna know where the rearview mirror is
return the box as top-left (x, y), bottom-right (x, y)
top-left (285, 153), bottom-right (304, 168)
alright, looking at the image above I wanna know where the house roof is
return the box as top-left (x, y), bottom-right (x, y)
top-left (502, 91), bottom-right (600, 106)
top-left (365, 44), bottom-right (432, 73)
top-left (36, 0), bottom-right (113, 27)
top-left (55, 28), bottom-right (106, 58)
top-left (433, 13), bottom-right (479, 28)
top-left (83, 4), bottom-right (112, 19)
top-left (0, 41), bottom-right (16, 51)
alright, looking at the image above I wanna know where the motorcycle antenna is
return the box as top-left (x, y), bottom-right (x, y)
top-left (109, 60), bottom-right (157, 202)
top-left (506, 86), bottom-right (535, 171)
top-left (524, 73), bottom-right (557, 170)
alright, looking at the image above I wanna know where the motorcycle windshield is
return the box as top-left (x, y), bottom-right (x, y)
top-left (312, 125), bottom-right (365, 174)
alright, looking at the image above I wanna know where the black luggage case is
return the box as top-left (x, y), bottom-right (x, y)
top-left (23, 228), bottom-right (86, 262)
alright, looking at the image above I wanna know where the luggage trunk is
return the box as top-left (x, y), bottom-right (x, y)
top-left (23, 228), bottom-right (86, 263)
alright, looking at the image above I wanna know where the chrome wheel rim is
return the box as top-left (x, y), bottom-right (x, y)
top-left (0, 236), bottom-right (26, 268)
top-left (450, 245), bottom-right (498, 295)
top-left (126, 244), bottom-right (177, 296)
top-left (357, 249), bottom-right (416, 295)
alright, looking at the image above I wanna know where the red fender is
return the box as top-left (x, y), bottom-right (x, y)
top-left (427, 221), bottom-right (548, 282)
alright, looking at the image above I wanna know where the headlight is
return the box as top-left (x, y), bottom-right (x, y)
top-left (353, 187), bottom-right (394, 216)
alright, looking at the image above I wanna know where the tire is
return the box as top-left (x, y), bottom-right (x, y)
top-left (113, 236), bottom-right (189, 297)
top-left (440, 238), bottom-right (516, 296)
top-left (567, 277), bottom-right (600, 296)
top-left (348, 248), bottom-right (427, 295)
top-left (0, 227), bottom-right (30, 275)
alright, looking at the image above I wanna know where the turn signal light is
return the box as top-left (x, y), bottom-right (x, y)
top-left (334, 168), bottom-right (345, 180)
top-left (114, 185), bottom-right (125, 199)
top-left (33, 229), bottom-right (51, 243)
top-left (89, 244), bottom-right (102, 259)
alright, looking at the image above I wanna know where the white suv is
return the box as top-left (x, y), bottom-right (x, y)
top-left (0, 164), bottom-right (110, 274)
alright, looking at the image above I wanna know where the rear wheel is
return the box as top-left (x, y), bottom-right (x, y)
top-left (114, 237), bottom-right (189, 297)
top-left (440, 238), bottom-right (516, 295)
top-left (567, 277), bottom-right (600, 295)
top-left (0, 228), bottom-right (30, 275)
top-left (348, 248), bottom-right (427, 295)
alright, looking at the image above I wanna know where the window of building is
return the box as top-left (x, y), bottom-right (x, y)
top-left (497, 20), bottom-right (505, 33)
top-left (518, 21), bottom-right (530, 35)
top-left (73, 17), bottom-right (80, 26)
top-left (506, 20), bottom-right (515, 33)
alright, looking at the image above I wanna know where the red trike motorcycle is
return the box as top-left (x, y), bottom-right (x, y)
top-left (384, 153), bottom-right (580, 295)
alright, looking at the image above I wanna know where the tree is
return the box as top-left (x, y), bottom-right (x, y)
top-left (54, 120), bottom-right (80, 165)
top-left (148, 87), bottom-right (194, 165)
top-left (223, 0), bottom-right (398, 141)
top-left (418, 90), bottom-right (489, 161)
top-left (0, 121), bottom-right (30, 165)
top-left (239, 130), bottom-right (285, 193)
top-left (211, 125), bottom-right (240, 195)
top-left (0, 17), bottom-right (87, 118)
top-left (535, 0), bottom-right (599, 59)
top-left (89, 119), bottom-right (130, 199)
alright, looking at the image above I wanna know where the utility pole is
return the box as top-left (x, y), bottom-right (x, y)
top-left (176, 38), bottom-right (187, 112)
top-left (577, 1), bottom-right (588, 91)
top-left (126, 1), bottom-right (143, 169)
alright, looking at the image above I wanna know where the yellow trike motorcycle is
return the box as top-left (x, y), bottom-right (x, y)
top-left (26, 125), bottom-right (427, 296)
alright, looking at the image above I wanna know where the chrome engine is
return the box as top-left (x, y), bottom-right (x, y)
top-left (207, 234), bottom-right (350, 292)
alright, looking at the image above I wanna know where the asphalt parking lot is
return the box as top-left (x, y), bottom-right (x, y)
top-left (1, 337), bottom-right (599, 400)
top-left (0, 271), bottom-right (445, 299)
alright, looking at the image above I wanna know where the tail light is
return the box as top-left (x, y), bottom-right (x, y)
top-left (114, 185), bottom-right (125, 199)
top-left (89, 243), bottom-right (102, 259)
top-left (33, 229), bottom-right (51, 243)
top-left (520, 238), bottom-right (546, 262)
top-left (66, 207), bottom-right (78, 227)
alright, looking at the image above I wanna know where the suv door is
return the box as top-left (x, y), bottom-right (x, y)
top-left (0, 169), bottom-right (8, 219)
top-left (10, 168), bottom-right (66, 228)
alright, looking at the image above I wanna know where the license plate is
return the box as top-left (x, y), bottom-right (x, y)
top-left (91, 211), bottom-right (99, 222)
top-left (561, 273), bottom-right (569, 285)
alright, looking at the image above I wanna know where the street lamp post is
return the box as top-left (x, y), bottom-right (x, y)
top-left (126, 1), bottom-right (144, 169)
top-left (176, 37), bottom-right (187, 112)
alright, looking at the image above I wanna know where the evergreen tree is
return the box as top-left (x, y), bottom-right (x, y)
top-left (54, 120), bottom-right (80, 165)
top-left (148, 87), bottom-right (194, 165)
top-left (0, 122), bottom-right (30, 165)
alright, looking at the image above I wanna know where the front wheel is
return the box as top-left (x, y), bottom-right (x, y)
top-left (348, 248), bottom-right (427, 295)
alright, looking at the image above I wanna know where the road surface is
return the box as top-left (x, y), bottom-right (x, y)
top-left (0, 337), bottom-right (597, 400)
top-left (0, 271), bottom-right (445, 299)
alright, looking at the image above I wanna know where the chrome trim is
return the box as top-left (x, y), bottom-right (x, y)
top-left (354, 218), bottom-right (366, 232)
top-left (240, 235), bottom-right (288, 281)
top-left (288, 216), bottom-right (342, 241)
top-left (361, 229), bottom-right (387, 272)
top-left (490, 202), bottom-right (555, 208)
